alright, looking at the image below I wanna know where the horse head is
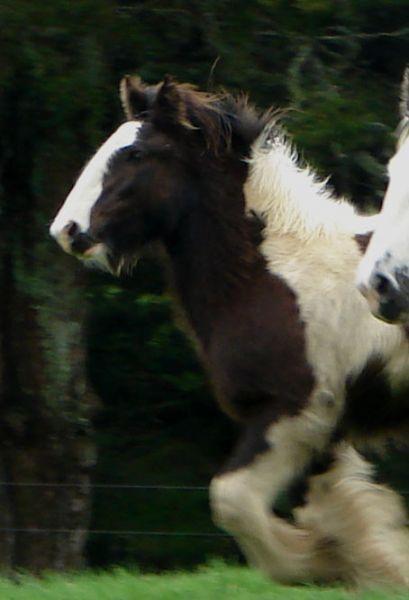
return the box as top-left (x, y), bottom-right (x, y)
top-left (357, 67), bottom-right (409, 323)
top-left (50, 75), bottom-right (268, 275)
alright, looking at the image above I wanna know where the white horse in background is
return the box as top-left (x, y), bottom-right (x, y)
top-left (357, 68), bottom-right (409, 323)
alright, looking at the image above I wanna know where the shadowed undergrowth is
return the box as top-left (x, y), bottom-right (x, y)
top-left (0, 562), bottom-right (407, 600)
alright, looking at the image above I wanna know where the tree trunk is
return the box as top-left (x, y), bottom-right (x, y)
top-left (0, 110), bottom-right (99, 571)
top-left (0, 3), bottom-right (109, 573)
top-left (0, 237), bottom-right (97, 572)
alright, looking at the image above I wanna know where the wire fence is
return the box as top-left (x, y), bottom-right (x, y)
top-left (0, 528), bottom-right (229, 538)
top-left (0, 483), bottom-right (208, 491)
top-left (0, 482), bottom-right (231, 539)
top-left (0, 481), bottom-right (408, 539)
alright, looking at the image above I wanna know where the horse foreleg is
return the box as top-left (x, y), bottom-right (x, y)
top-left (210, 404), bottom-right (341, 583)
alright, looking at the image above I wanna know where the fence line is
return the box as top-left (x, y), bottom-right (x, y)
top-left (0, 482), bottom-right (407, 494)
top-left (0, 482), bottom-right (208, 491)
top-left (0, 482), bottom-right (407, 540)
top-left (0, 482), bottom-right (220, 540)
top-left (0, 528), bottom-right (230, 538)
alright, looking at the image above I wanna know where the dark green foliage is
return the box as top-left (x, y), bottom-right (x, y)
top-left (86, 267), bottom-right (237, 568)
top-left (2, 0), bottom-right (409, 570)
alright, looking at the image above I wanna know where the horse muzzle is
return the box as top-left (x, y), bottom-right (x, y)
top-left (51, 220), bottom-right (120, 274)
top-left (358, 269), bottom-right (409, 324)
top-left (51, 220), bottom-right (95, 254)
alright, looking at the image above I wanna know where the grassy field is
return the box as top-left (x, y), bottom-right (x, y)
top-left (0, 562), bottom-right (409, 600)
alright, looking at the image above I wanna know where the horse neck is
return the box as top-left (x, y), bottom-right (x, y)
top-left (245, 139), bottom-right (358, 240)
top-left (165, 174), bottom-right (264, 346)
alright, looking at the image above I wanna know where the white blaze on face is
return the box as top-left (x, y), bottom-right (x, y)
top-left (50, 121), bottom-right (142, 240)
top-left (357, 135), bottom-right (409, 293)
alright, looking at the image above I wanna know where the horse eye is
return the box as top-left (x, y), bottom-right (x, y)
top-left (127, 149), bottom-right (142, 162)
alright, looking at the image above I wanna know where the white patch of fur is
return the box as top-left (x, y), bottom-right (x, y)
top-left (50, 121), bottom-right (142, 240)
top-left (245, 132), bottom-right (377, 241)
top-left (259, 233), bottom-right (409, 403)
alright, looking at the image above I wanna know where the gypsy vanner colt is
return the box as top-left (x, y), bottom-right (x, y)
top-left (50, 75), bottom-right (409, 587)
top-left (358, 68), bottom-right (409, 323)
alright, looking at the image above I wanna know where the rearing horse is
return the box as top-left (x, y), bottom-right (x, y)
top-left (50, 75), bottom-right (409, 587)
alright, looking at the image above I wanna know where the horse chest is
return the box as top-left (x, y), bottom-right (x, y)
top-left (200, 275), bottom-right (316, 422)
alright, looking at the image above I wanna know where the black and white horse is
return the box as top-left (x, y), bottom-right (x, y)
top-left (51, 75), bottom-right (409, 587)
top-left (357, 68), bottom-right (409, 323)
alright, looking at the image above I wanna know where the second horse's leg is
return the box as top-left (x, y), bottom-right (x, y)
top-left (296, 441), bottom-right (409, 587)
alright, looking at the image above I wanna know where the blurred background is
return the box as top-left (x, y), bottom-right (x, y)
top-left (0, 0), bottom-right (409, 575)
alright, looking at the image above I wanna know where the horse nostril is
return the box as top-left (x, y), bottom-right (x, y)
top-left (71, 231), bottom-right (96, 255)
top-left (64, 220), bottom-right (80, 239)
top-left (371, 272), bottom-right (395, 298)
top-left (59, 220), bottom-right (95, 255)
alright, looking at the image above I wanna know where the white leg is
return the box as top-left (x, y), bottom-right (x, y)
top-left (296, 442), bottom-right (409, 587)
top-left (210, 399), bottom-right (341, 583)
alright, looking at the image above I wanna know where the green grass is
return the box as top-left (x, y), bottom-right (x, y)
top-left (0, 562), bottom-right (409, 600)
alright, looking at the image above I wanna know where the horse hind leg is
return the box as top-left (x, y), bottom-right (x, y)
top-left (210, 399), bottom-right (343, 584)
top-left (295, 441), bottom-right (409, 588)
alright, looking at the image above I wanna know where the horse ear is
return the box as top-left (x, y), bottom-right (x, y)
top-left (120, 75), bottom-right (148, 120)
top-left (154, 75), bottom-right (194, 130)
top-left (399, 67), bottom-right (409, 120)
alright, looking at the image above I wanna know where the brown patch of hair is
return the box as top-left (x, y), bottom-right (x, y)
top-left (354, 232), bottom-right (372, 254)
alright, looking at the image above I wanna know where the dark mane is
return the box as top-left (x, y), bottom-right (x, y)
top-left (180, 88), bottom-right (273, 154)
top-left (139, 79), bottom-right (274, 156)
